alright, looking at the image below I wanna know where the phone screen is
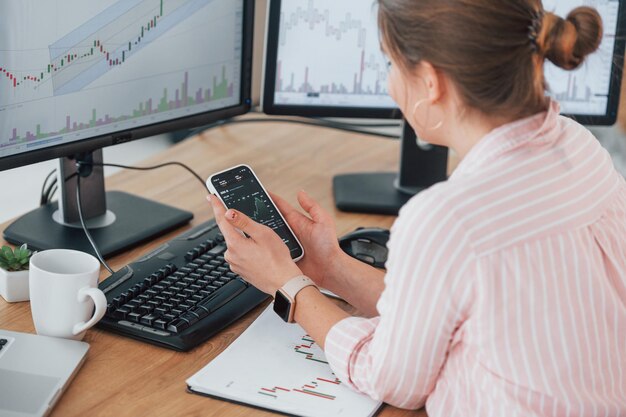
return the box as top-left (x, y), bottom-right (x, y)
top-left (211, 166), bottom-right (303, 259)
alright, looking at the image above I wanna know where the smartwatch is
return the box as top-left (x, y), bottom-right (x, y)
top-left (273, 275), bottom-right (317, 323)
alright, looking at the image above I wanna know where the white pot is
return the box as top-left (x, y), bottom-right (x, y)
top-left (0, 268), bottom-right (29, 302)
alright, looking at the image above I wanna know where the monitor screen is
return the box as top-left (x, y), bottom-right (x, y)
top-left (0, 0), bottom-right (252, 169)
top-left (263, 0), bottom-right (625, 124)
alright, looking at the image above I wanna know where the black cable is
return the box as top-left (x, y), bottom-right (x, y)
top-left (40, 169), bottom-right (57, 206)
top-left (87, 161), bottom-right (209, 192)
top-left (42, 172), bottom-right (78, 205)
top-left (76, 174), bottom-right (114, 274)
top-left (188, 117), bottom-right (400, 140)
top-left (248, 109), bottom-right (402, 128)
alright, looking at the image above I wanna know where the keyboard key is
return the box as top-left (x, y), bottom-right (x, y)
top-left (181, 312), bottom-right (200, 325)
top-left (178, 303), bottom-right (192, 310)
top-left (122, 303), bottom-right (138, 313)
top-left (140, 313), bottom-right (162, 326)
top-left (153, 319), bottom-right (168, 330)
top-left (129, 299), bottom-right (143, 307)
top-left (163, 313), bottom-right (177, 322)
top-left (128, 312), bottom-right (142, 322)
top-left (208, 244), bottom-right (226, 255)
top-left (113, 307), bottom-right (129, 319)
top-left (167, 319), bottom-right (189, 333)
top-left (155, 307), bottom-right (169, 315)
top-left (139, 305), bottom-right (154, 314)
top-left (171, 308), bottom-right (184, 316)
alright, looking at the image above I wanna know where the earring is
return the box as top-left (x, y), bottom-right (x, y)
top-left (412, 99), bottom-right (444, 131)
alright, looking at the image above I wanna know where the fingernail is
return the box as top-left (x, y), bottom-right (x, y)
top-left (225, 209), bottom-right (237, 220)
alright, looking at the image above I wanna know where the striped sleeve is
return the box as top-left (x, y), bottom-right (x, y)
top-left (324, 189), bottom-right (476, 409)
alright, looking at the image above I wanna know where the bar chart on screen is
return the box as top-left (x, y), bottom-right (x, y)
top-left (274, 0), bottom-right (396, 109)
top-left (543, 0), bottom-right (619, 115)
top-left (0, 0), bottom-right (242, 158)
top-left (187, 306), bottom-right (381, 417)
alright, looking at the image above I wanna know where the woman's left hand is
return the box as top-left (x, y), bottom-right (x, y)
top-left (208, 194), bottom-right (302, 295)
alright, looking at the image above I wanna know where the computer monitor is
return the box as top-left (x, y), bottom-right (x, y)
top-left (0, 0), bottom-right (254, 256)
top-left (262, 0), bottom-right (626, 214)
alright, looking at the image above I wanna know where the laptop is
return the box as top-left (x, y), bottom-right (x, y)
top-left (0, 329), bottom-right (89, 417)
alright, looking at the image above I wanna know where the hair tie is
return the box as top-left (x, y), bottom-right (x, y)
top-left (528, 10), bottom-right (544, 52)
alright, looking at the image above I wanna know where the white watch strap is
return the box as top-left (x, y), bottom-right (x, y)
top-left (280, 275), bottom-right (317, 300)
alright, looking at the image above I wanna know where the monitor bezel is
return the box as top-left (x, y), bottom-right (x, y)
top-left (261, 0), bottom-right (401, 119)
top-left (262, 0), bottom-right (625, 125)
top-left (0, 0), bottom-right (255, 172)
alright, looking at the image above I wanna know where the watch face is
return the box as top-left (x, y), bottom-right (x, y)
top-left (273, 291), bottom-right (292, 322)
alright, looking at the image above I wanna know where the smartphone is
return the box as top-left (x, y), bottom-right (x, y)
top-left (207, 164), bottom-right (304, 261)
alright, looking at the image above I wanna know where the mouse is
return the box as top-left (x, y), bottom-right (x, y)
top-left (338, 227), bottom-right (390, 269)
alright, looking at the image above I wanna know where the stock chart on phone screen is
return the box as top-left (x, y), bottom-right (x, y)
top-left (274, 0), bottom-right (619, 116)
top-left (0, 0), bottom-right (243, 158)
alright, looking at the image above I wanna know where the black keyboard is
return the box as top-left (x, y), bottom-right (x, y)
top-left (97, 219), bottom-right (268, 351)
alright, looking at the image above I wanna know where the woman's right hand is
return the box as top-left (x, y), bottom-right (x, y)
top-left (270, 191), bottom-right (343, 289)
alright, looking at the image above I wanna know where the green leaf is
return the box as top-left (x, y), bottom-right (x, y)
top-left (1, 246), bottom-right (13, 259)
top-left (19, 243), bottom-right (27, 252)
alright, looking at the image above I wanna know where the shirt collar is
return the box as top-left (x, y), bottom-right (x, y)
top-left (450, 99), bottom-right (561, 180)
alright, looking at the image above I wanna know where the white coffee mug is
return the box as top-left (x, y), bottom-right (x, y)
top-left (29, 249), bottom-right (106, 341)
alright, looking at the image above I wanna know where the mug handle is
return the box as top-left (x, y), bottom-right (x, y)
top-left (72, 287), bottom-right (107, 336)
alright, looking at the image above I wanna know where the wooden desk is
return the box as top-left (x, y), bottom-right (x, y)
top-left (0, 116), bottom-right (427, 417)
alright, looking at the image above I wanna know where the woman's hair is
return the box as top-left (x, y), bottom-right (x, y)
top-left (377, 0), bottom-right (603, 119)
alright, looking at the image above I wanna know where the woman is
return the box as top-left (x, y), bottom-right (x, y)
top-left (209, 0), bottom-right (626, 415)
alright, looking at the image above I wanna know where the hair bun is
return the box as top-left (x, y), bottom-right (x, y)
top-left (539, 7), bottom-right (603, 70)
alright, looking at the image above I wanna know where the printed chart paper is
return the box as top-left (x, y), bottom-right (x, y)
top-left (186, 305), bottom-right (381, 417)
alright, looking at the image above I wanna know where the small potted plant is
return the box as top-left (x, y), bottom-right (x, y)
top-left (0, 244), bottom-right (34, 302)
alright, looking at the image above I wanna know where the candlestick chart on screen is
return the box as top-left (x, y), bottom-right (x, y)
top-left (0, 0), bottom-right (242, 158)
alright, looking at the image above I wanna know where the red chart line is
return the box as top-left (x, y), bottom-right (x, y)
top-left (317, 377), bottom-right (340, 385)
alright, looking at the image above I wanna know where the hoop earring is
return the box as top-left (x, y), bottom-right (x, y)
top-left (412, 99), bottom-right (444, 131)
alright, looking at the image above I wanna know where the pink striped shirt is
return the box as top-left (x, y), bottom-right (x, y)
top-left (325, 100), bottom-right (626, 416)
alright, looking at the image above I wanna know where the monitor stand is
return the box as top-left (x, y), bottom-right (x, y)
top-left (3, 150), bottom-right (193, 258)
top-left (333, 122), bottom-right (448, 215)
